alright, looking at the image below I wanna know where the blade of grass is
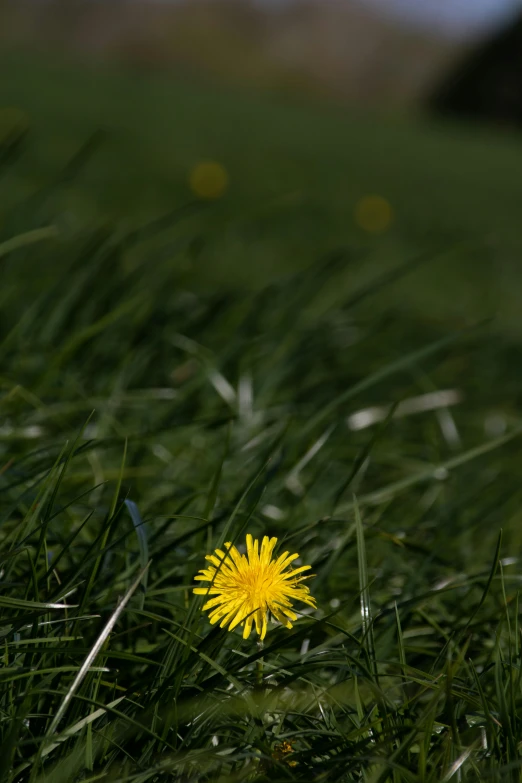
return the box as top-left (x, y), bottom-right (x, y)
top-left (124, 499), bottom-right (149, 611)
top-left (303, 323), bottom-right (487, 435)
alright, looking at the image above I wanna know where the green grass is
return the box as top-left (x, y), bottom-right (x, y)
top-left (2, 53), bottom-right (522, 782)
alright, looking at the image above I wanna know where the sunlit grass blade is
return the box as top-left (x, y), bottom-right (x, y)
top-left (354, 494), bottom-right (377, 681)
top-left (31, 561), bottom-right (150, 781)
top-left (303, 326), bottom-right (480, 435)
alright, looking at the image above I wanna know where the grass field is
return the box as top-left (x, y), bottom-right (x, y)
top-left (2, 53), bottom-right (522, 782)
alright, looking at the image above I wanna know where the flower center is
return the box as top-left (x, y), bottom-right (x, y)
top-left (238, 570), bottom-right (271, 607)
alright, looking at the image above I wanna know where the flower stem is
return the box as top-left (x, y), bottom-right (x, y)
top-left (256, 640), bottom-right (264, 688)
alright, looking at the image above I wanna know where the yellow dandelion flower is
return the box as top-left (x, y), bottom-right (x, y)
top-left (193, 534), bottom-right (316, 640)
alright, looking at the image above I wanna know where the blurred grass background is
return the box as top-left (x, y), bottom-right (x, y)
top-left (2, 50), bottom-right (522, 334)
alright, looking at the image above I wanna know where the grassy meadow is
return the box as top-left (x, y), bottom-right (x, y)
top-left (2, 52), bottom-right (522, 782)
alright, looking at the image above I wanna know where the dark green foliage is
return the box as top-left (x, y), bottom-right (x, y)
top-left (2, 56), bottom-right (522, 782)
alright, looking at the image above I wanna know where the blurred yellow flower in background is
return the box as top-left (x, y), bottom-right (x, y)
top-left (189, 160), bottom-right (229, 199)
top-left (355, 194), bottom-right (393, 234)
top-left (193, 534), bottom-right (316, 640)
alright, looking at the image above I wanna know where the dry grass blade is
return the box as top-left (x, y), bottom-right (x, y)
top-left (42, 563), bottom-right (150, 741)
